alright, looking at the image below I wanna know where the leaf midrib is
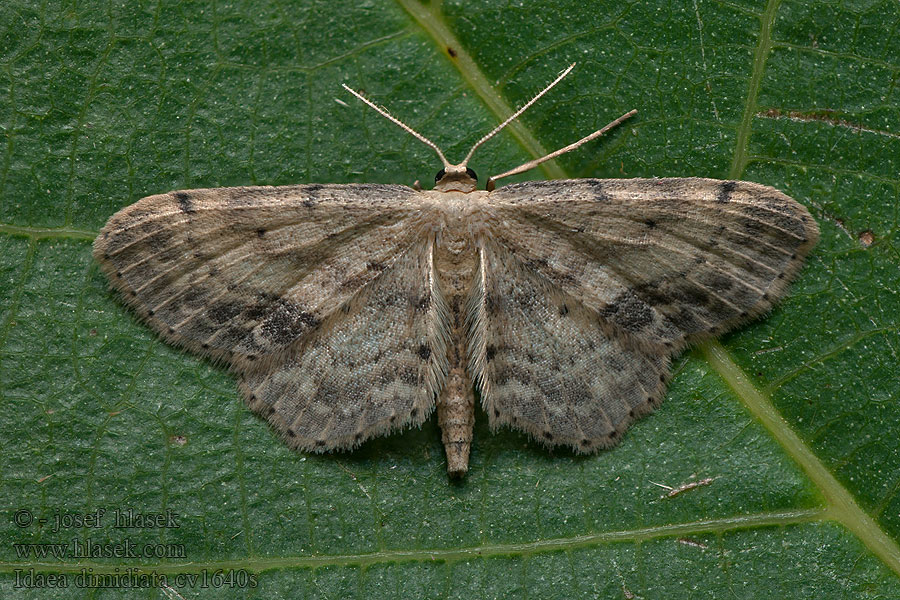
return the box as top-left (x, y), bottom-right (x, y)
top-left (704, 342), bottom-right (900, 574)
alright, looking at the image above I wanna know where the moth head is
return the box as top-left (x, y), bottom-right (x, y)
top-left (434, 165), bottom-right (478, 193)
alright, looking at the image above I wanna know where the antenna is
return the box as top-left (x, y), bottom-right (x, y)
top-left (344, 65), bottom-right (637, 191)
top-left (485, 109), bottom-right (638, 190)
top-left (458, 63), bottom-right (577, 168)
top-left (342, 84), bottom-right (452, 170)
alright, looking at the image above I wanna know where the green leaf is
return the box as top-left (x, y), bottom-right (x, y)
top-left (2, 0), bottom-right (899, 597)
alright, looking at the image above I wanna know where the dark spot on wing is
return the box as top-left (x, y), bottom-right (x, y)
top-left (299, 184), bottom-right (324, 207)
top-left (417, 344), bottom-right (431, 360)
top-left (174, 192), bottom-right (195, 213)
top-left (485, 345), bottom-right (497, 361)
top-left (584, 180), bottom-right (611, 202)
top-left (257, 228), bottom-right (266, 238)
top-left (259, 302), bottom-right (320, 346)
top-left (599, 291), bottom-right (654, 332)
top-left (300, 184), bottom-right (323, 207)
top-left (414, 294), bottom-right (430, 312)
top-left (717, 181), bottom-right (737, 203)
top-left (208, 301), bottom-right (244, 325)
top-left (244, 301), bottom-right (270, 322)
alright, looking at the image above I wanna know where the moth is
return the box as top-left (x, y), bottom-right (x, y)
top-left (94, 64), bottom-right (818, 478)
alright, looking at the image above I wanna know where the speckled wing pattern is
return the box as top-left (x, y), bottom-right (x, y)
top-left (469, 177), bottom-right (819, 452)
top-left (95, 176), bottom-right (818, 462)
top-left (93, 184), bottom-right (449, 450)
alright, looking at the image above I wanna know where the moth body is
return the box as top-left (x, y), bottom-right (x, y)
top-left (427, 180), bottom-right (484, 478)
top-left (94, 66), bottom-right (819, 478)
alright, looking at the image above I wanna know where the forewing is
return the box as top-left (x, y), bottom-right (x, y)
top-left (473, 177), bottom-right (818, 450)
top-left (487, 178), bottom-right (819, 351)
top-left (93, 184), bottom-right (425, 367)
top-left (95, 183), bottom-right (449, 450)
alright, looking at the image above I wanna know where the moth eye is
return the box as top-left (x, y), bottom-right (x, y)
top-left (434, 168), bottom-right (446, 183)
top-left (466, 167), bottom-right (478, 181)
